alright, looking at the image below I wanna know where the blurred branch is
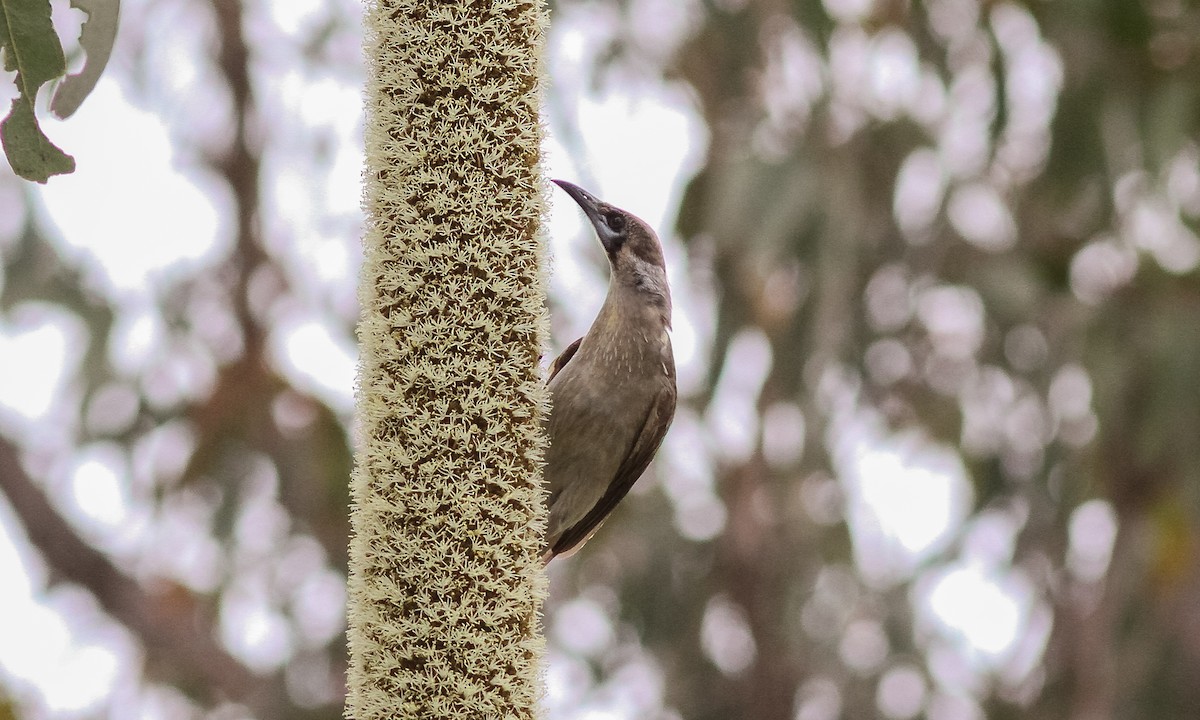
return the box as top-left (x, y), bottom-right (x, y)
top-left (0, 437), bottom-right (313, 718)
top-left (195, 0), bottom-right (351, 573)
top-left (208, 0), bottom-right (269, 325)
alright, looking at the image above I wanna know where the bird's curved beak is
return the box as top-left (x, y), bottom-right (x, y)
top-left (553, 179), bottom-right (622, 253)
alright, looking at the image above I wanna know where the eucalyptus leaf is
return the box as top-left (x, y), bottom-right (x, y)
top-left (50, 0), bottom-right (120, 119)
top-left (0, 0), bottom-right (75, 182)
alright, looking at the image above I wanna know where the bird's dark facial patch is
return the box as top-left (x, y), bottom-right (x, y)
top-left (604, 211), bottom-right (627, 235)
top-left (597, 208), bottom-right (628, 255)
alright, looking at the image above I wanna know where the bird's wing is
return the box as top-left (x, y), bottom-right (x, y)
top-left (548, 383), bottom-right (677, 558)
top-left (548, 337), bottom-right (583, 384)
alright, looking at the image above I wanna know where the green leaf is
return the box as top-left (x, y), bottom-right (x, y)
top-left (0, 0), bottom-right (76, 182)
top-left (50, 0), bottom-right (121, 119)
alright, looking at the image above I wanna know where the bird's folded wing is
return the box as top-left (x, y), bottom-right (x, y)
top-left (549, 385), bottom-right (677, 556)
top-left (548, 337), bottom-right (583, 383)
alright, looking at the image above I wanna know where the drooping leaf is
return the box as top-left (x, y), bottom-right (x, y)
top-left (50, 0), bottom-right (120, 119)
top-left (0, 0), bottom-right (75, 182)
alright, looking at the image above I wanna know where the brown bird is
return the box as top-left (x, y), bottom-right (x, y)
top-left (542, 179), bottom-right (677, 565)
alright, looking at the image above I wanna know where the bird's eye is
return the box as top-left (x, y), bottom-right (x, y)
top-left (606, 213), bottom-right (627, 233)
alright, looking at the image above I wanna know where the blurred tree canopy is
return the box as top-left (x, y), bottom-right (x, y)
top-left (1, 0), bottom-right (1198, 719)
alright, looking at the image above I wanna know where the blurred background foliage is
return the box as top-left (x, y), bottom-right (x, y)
top-left (1, 0), bottom-right (1198, 718)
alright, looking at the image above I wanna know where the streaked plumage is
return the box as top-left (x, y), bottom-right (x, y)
top-left (542, 180), bottom-right (677, 565)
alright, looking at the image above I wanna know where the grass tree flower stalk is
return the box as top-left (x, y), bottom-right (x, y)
top-left (348, 1), bottom-right (550, 717)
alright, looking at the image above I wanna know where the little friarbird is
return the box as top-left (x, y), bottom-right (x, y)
top-left (542, 179), bottom-right (677, 565)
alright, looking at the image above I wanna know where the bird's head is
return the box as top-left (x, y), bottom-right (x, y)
top-left (553, 179), bottom-right (670, 306)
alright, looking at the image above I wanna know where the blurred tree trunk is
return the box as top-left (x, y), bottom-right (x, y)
top-left (346, 1), bottom-right (550, 718)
